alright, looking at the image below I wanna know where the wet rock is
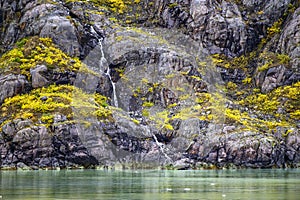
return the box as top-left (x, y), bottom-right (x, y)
top-left (254, 5), bottom-right (300, 91)
top-left (1, 122), bottom-right (16, 141)
top-left (171, 118), bottom-right (207, 153)
top-left (16, 162), bottom-right (31, 170)
top-left (53, 114), bottom-right (67, 124)
top-left (30, 63), bottom-right (77, 87)
top-left (73, 72), bottom-right (100, 93)
top-left (222, 126), bottom-right (236, 134)
top-left (104, 28), bottom-right (206, 111)
top-left (241, 0), bottom-right (292, 52)
top-left (186, 129), bottom-right (300, 168)
top-left (173, 158), bottom-right (191, 170)
top-left (285, 131), bottom-right (300, 165)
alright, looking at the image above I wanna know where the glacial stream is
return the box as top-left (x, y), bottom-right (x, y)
top-left (1, 169), bottom-right (299, 200)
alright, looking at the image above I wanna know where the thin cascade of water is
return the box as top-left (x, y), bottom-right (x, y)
top-left (150, 129), bottom-right (173, 164)
top-left (98, 38), bottom-right (118, 107)
top-left (106, 67), bottom-right (118, 108)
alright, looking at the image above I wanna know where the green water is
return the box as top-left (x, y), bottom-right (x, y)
top-left (0, 169), bottom-right (299, 200)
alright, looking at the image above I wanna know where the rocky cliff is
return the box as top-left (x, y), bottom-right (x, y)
top-left (0, 0), bottom-right (299, 170)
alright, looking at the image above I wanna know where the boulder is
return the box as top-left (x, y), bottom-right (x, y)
top-left (30, 65), bottom-right (49, 88)
top-left (0, 74), bottom-right (30, 104)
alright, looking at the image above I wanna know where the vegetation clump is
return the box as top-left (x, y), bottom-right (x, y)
top-left (212, 53), bottom-right (252, 70)
top-left (0, 37), bottom-right (84, 79)
top-left (257, 52), bottom-right (290, 72)
top-left (267, 19), bottom-right (283, 38)
top-left (65, 0), bottom-right (140, 14)
top-left (223, 81), bottom-right (300, 133)
top-left (240, 82), bottom-right (300, 120)
top-left (0, 84), bottom-right (112, 129)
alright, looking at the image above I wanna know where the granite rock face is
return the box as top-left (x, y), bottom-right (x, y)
top-left (187, 127), bottom-right (300, 169)
top-left (0, 0), bottom-right (299, 169)
top-left (0, 74), bottom-right (30, 105)
top-left (0, 118), bottom-right (99, 169)
top-left (189, 0), bottom-right (247, 56)
top-left (254, 6), bottom-right (300, 92)
top-left (277, 7), bottom-right (300, 82)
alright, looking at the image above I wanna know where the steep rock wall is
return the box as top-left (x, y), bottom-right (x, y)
top-left (0, 0), bottom-right (299, 169)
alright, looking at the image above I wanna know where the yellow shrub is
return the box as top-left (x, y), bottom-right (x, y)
top-left (0, 37), bottom-right (85, 78)
top-left (226, 81), bottom-right (237, 90)
top-left (0, 85), bottom-right (112, 128)
top-left (267, 19), bottom-right (282, 37)
top-left (142, 101), bottom-right (154, 107)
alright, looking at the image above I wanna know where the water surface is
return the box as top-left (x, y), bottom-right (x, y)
top-left (1, 169), bottom-right (299, 199)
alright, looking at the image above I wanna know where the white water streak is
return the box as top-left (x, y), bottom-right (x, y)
top-left (99, 38), bottom-right (118, 107)
top-left (152, 134), bottom-right (172, 162)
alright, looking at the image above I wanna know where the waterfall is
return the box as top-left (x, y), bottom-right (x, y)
top-left (106, 67), bottom-right (118, 108)
top-left (152, 134), bottom-right (173, 163)
top-left (98, 38), bottom-right (118, 107)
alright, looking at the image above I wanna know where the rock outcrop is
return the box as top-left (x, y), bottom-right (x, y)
top-left (0, 74), bottom-right (30, 104)
top-left (0, 0), bottom-right (299, 170)
top-left (0, 118), bottom-right (99, 169)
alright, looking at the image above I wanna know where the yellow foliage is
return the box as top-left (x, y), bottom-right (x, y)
top-left (167, 103), bottom-right (177, 108)
top-left (195, 93), bottom-right (211, 104)
top-left (267, 19), bottom-right (282, 37)
top-left (242, 77), bottom-right (252, 84)
top-left (257, 51), bottom-right (290, 72)
top-left (0, 84), bottom-right (112, 128)
top-left (241, 93), bottom-right (279, 113)
top-left (225, 109), bottom-right (243, 124)
top-left (257, 10), bottom-right (264, 15)
top-left (102, 0), bottom-right (126, 13)
top-left (142, 101), bottom-right (154, 107)
top-left (148, 87), bottom-right (153, 92)
top-left (132, 118), bottom-right (140, 124)
top-left (164, 123), bottom-right (174, 130)
top-left (21, 112), bottom-right (34, 119)
top-left (211, 53), bottom-right (250, 70)
top-left (179, 94), bottom-right (190, 101)
top-left (142, 109), bottom-right (149, 117)
top-left (66, 0), bottom-right (140, 14)
top-left (236, 81), bottom-right (300, 132)
top-left (141, 78), bottom-right (149, 84)
top-left (41, 114), bottom-right (54, 126)
top-left (166, 73), bottom-right (176, 79)
top-left (151, 110), bottom-right (174, 131)
top-left (226, 81), bottom-right (237, 90)
top-left (0, 37), bottom-right (86, 78)
top-left (225, 108), bottom-right (292, 133)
